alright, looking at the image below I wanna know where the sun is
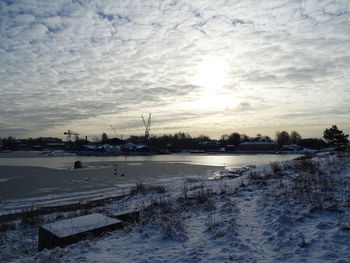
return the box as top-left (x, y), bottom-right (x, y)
top-left (191, 57), bottom-right (233, 109)
top-left (194, 57), bottom-right (228, 92)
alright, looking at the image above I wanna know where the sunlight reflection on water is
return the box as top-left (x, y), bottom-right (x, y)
top-left (0, 153), bottom-right (300, 170)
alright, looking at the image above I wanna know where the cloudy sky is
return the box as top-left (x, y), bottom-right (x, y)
top-left (1, 0), bottom-right (349, 140)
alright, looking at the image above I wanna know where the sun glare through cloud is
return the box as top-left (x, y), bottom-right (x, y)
top-left (191, 56), bottom-right (235, 110)
top-left (194, 57), bottom-right (229, 93)
top-left (0, 0), bottom-right (349, 138)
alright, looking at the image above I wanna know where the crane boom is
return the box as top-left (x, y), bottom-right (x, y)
top-left (110, 125), bottom-right (117, 136)
top-left (64, 129), bottom-right (80, 142)
top-left (141, 113), bottom-right (151, 140)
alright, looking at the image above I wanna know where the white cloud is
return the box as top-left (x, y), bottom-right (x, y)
top-left (0, 0), bottom-right (349, 138)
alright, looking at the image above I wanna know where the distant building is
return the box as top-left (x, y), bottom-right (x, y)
top-left (238, 142), bottom-right (279, 151)
top-left (108, 138), bottom-right (124, 145)
top-left (225, 145), bottom-right (236, 151)
top-left (198, 141), bottom-right (221, 152)
top-left (121, 142), bottom-right (136, 152)
top-left (39, 137), bottom-right (63, 143)
top-left (82, 144), bottom-right (99, 151)
top-left (46, 143), bottom-right (66, 151)
top-left (282, 144), bottom-right (303, 151)
top-left (31, 138), bottom-right (65, 151)
top-left (101, 144), bottom-right (121, 153)
top-left (32, 145), bottom-right (44, 151)
top-left (135, 144), bottom-right (151, 152)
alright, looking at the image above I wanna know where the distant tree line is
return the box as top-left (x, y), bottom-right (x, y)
top-left (218, 132), bottom-right (271, 147)
top-left (121, 126), bottom-right (349, 150)
top-left (0, 136), bottom-right (17, 149)
top-left (129, 132), bottom-right (202, 151)
top-left (1, 125), bottom-right (348, 151)
top-left (275, 131), bottom-right (301, 145)
top-left (0, 136), bottom-right (64, 150)
top-left (124, 126), bottom-right (348, 150)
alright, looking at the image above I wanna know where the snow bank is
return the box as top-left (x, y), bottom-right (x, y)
top-left (1, 151), bottom-right (350, 263)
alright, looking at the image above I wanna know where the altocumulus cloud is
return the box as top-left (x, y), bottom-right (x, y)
top-left (0, 0), bottom-right (349, 138)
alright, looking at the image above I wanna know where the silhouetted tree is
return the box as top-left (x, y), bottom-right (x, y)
top-left (290, 131), bottom-right (302, 145)
top-left (251, 133), bottom-right (271, 142)
top-left (169, 132), bottom-right (195, 150)
top-left (276, 131), bottom-right (291, 146)
top-left (228, 132), bottom-right (241, 146)
top-left (253, 133), bottom-right (262, 142)
top-left (1, 136), bottom-right (17, 150)
top-left (323, 125), bottom-right (349, 147)
top-left (220, 134), bottom-right (229, 145)
top-left (197, 134), bottom-right (210, 141)
top-left (101, 132), bottom-right (109, 144)
top-left (261, 135), bottom-right (272, 142)
top-left (240, 134), bottom-right (250, 143)
top-left (174, 132), bottom-right (191, 140)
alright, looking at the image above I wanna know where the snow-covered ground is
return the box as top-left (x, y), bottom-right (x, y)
top-left (1, 151), bottom-right (350, 263)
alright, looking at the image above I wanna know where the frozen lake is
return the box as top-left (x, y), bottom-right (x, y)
top-left (0, 153), bottom-right (300, 170)
top-left (0, 152), bottom-right (301, 206)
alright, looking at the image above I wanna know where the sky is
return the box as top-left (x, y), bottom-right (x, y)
top-left (0, 0), bottom-right (349, 140)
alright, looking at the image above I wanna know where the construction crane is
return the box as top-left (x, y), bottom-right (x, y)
top-left (110, 125), bottom-right (123, 140)
top-left (110, 125), bottom-right (117, 137)
top-left (64, 129), bottom-right (80, 142)
top-left (141, 113), bottom-right (151, 141)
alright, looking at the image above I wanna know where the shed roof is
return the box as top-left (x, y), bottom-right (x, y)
top-left (41, 213), bottom-right (121, 238)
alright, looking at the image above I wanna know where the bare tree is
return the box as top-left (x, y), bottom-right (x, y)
top-left (276, 131), bottom-right (291, 146)
top-left (290, 131), bottom-right (302, 145)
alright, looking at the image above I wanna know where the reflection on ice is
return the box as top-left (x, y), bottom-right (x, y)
top-left (209, 165), bottom-right (256, 179)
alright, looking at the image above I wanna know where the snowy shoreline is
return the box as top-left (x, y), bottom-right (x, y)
top-left (1, 151), bottom-right (350, 262)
